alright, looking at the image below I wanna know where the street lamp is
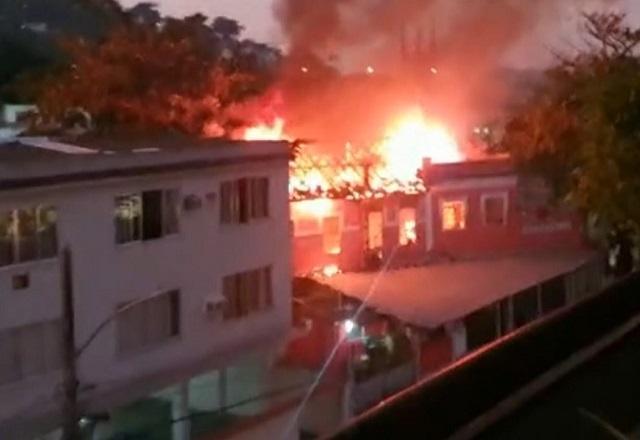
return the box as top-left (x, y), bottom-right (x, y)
top-left (60, 246), bottom-right (171, 440)
top-left (343, 319), bottom-right (356, 335)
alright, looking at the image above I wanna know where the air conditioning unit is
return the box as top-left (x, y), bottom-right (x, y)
top-left (203, 294), bottom-right (225, 318)
top-left (183, 194), bottom-right (203, 211)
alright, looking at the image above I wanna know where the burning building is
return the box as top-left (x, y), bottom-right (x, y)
top-left (239, 93), bottom-right (585, 275)
top-left (288, 154), bottom-right (587, 276)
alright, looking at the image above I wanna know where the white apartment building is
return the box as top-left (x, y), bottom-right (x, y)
top-left (0, 136), bottom-right (292, 439)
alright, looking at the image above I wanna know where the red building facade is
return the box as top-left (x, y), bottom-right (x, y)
top-left (291, 158), bottom-right (586, 275)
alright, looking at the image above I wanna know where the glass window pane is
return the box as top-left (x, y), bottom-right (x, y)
top-left (17, 208), bottom-right (37, 262)
top-left (142, 190), bottom-right (163, 241)
top-left (115, 195), bottom-right (142, 244)
top-left (163, 190), bottom-right (179, 235)
top-left (261, 178), bottom-right (269, 218)
top-left (251, 178), bottom-right (269, 219)
top-left (484, 197), bottom-right (506, 226)
top-left (0, 211), bottom-right (15, 267)
top-left (37, 206), bottom-right (58, 259)
top-left (238, 179), bottom-right (250, 224)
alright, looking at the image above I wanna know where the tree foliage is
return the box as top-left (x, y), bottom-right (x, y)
top-left (14, 5), bottom-right (281, 135)
top-left (0, 0), bottom-right (126, 99)
top-left (501, 12), bottom-right (640, 235)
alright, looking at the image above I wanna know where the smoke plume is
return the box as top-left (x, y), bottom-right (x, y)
top-left (267, 0), bottom-right (620, 154)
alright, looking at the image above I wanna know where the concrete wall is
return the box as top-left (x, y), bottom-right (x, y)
top-left (0, 151), bottom-right (291, 435)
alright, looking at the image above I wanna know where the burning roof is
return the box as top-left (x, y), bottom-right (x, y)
top-left (243, 108), bottom-right (463, 201)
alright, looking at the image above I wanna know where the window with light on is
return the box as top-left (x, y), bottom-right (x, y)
top-left (442, 200), bottom-right (467, 231)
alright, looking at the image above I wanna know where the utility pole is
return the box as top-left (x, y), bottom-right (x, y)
top-left (61, 246), bottom-right (80, 440)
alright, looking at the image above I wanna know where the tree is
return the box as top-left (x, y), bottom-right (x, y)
top-left (212, 16), bottom-right (244, 39)
top-left (0, 0), bottom-right (126, 100)
top-left (24, 17), bottom-right (269, 136)
top-left (501, 12), bottom-right (640, 251)
top-left (126, 2), bottom-right (162, 27)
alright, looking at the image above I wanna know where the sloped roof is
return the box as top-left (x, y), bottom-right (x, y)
top-left (324, 250), bottom-right (595, 329)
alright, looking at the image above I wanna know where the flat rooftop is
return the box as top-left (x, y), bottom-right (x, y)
top-left (324, 250), bottom-right (595, 328)
top-left (0, 136), bottom-right (289, 191)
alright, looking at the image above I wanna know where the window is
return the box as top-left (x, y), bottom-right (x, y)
top-left (368, 211), bottom-right (383, 250)
top-left (220, 177), bottom-right (269, 224)
top-left (222, 266), bottom-right (273, 320)
top-left (0, 206), bottom-right (58, 267)
top-left (251, 178), bottom-right (269, 219)
top-left (398, 207), bottom-right (417, 245)
top-left (441, 200), bottom-right (467, 231)
top-left (322, 217), bottom-right (341, 255)
top-left (482, 194), bottom-right (507, 226)
top-left (0, 320), bottom-right (62, 385)
top-left (115, 189), bottom-right (179, 244)
top-left (116, 290), bottom-right (180, 355)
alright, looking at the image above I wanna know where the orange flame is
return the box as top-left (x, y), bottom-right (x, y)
top-left (375, 108), bottom-right (461, 183)
top-left (243, 109), bottom-right (462, 198)
top-left (243, 117), bottom-right (286, 141)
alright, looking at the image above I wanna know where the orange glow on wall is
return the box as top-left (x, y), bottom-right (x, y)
top-left (322, 216), bottom-right (342, 255)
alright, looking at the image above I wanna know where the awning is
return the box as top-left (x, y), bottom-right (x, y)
top-left (324, 250), bottom-right (596, 329)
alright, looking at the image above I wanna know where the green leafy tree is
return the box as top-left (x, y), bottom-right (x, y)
top-left (501, 12), bottom-right (640, 245)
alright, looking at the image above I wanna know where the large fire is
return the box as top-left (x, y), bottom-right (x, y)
top-left (242, 108), bottom-right (462, 199)
top-left (243, 117), bottom-right (286, 141)
top-left (375, 109), bottom-right (461, 179)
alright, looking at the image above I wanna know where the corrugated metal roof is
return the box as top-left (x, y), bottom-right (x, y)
top-left (324, 250), bottom-right (595, 328)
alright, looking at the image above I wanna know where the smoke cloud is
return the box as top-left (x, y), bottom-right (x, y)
top-left (267, 0), bottom-right (620, 154)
